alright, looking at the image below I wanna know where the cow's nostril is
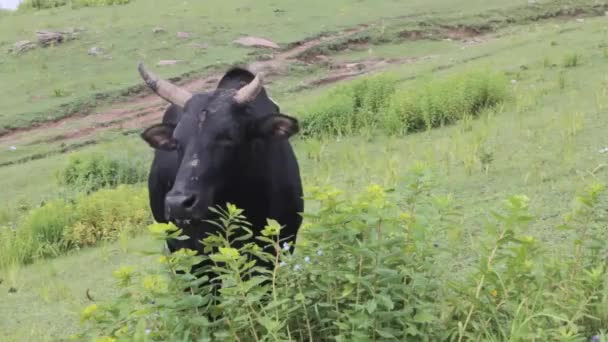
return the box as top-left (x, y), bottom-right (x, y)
top-left (182, 195), bottom-right (197, 209)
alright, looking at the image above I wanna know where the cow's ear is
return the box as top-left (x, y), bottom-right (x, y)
top-left (251, 114), bottom-right (299, 139)
top-left (141, 123), bottom-right (177, 151)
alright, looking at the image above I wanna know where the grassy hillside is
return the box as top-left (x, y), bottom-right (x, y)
top-left (2, 0), bottom-right (608, 341)
top-left (0, 0), bottom-right (588, 134)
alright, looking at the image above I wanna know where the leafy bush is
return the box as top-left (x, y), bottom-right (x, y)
top-left (74, 167), bottom-right (608, 341)
top-left (58, 150), bottom-right (147, 193)
top-left (63, 185), bottom-right (150, 247)
top-left (383, 70), bottom-right (508, 134)
top-left (4, 154), bottom-right (603, 341)
top-left (0, 185), bottom-right (150, 269)
top-left (299, 70), bottom-right (508, 138)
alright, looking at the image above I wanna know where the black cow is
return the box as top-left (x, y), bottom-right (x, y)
top-left (137, 63), bottom-right (304, 284)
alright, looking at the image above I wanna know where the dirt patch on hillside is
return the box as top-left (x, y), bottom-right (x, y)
top-left (0, 26), bottom-right (368, 148)
top-left (304, 55), bottom-right (438, 87)
top-left (3, 2), bottom-right (607, 162)
top-left (399, 24), bottom-right (492, 43)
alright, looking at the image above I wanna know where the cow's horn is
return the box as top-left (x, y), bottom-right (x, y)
top-left (234, 73), bottom-right (264, 105)
top-left (137, 62), bottom-right (193, 108)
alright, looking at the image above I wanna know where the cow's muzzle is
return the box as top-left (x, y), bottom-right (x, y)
top-left (165, 191), bottom-right (200, 220)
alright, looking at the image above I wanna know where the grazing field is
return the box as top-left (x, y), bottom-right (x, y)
top-left (1, 0), bottom-right (608, 341)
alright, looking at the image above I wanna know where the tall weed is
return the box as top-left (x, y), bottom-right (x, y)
top-left (75, 170), bottom-right (608, 341)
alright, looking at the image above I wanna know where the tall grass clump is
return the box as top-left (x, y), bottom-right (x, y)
top-left (0, 200), bottom-right (74, 268)
top-left (300, 70), bottom-right (507, 138)
top-left (300, 73), bottom-right (399, 137)
top-left (75, 167), bottom-right (608, 341)
top-left (71, 0), bottom-right (131, 8)
top-left (0, 185), bottom-right (150, 269)
top-left (383, 70), bottom-right (508, 135)
top-left (18, 0), bottom-right (67, 10)
top-left (63, 185), bottom-right (150, 247)
top-left (18, 0), bottom-right (131, 10)
top-left (58, 149), bottom-right (147, 193)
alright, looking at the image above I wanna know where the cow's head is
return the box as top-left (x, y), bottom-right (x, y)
top-left (137, 63), bottom-right (299, 222)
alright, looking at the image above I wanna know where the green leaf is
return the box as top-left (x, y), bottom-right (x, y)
top-left (365, 299), bottom-right (377, 314)
top-left (295, 293), bottom-right (306, 302)
top-left (413, 310), bottom-right (435, 323)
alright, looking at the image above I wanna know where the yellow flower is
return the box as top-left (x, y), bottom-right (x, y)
top-left (93, 337), bottom-right (116, 342)
top-left (490, 290), bottom-right (498, 297)
top-left (219, 247), bottom-right (240, 260)
top-left (157, 255), bottom-right (169, 264)
top-left (112, 266), bottom-right (135, 286)
top-left (81, 303), bottom-right (98, 321)
top-left (142, 275), bottom-right (168, 293)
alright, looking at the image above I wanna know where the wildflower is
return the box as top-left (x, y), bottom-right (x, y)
top-left (81, 304), bottom-right (99, 321)
top-left (8, 146), bottom-right (16, 151)
top-left (282, 242), bottom-right (290, 251)
top-left (142, 275), bottom-right (168, 293)
top-left (279, 261), bottom-right (287, 267)
top-left (316, 249), bottom-right (323, 256)
top-left (293, 264), bottom-right (302, 271)
top-left (93, 337), bottom-right (116, 342)
top-left (591, 335), bottom-right (600, 342)
top-left (145, 329), bottom-right (151, 335)
top-left (490, 290), bottom-right (498, 297)
top-left (304, 256), bottom-right (310, 263)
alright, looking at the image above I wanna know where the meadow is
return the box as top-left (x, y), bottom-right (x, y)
top-left (1, 0), bottom-right (608, 340)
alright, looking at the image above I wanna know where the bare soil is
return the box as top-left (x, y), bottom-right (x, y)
top-left (0, 26), bottom-right (372, 148)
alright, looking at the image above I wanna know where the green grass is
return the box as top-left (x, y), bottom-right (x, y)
top-left (3, 1), bottom-right (608, 340)
top-left (0, 0), bottom-right (583, 134)
top-left (0, 235), bottom-right (158, 342)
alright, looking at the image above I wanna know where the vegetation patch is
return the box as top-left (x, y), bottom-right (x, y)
top-left (58, 149), bottom-right (148, 193)
top-left (299, 69), bottom-right (508, 137)
top-left (18, 0), bottom-right (131, 10)
top-left (74, 170), bottom-right (608, 341)
top-left (383, 69), bottom-right (508, 134)
top-left (0, 185), bottom-right (150, 270)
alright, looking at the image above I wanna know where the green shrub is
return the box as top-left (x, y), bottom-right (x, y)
top-left (58, 150), bottom-right (147, 193)
top-left (75, 168), bottom-right (608, 341)
top-left (63, 185), bottom-right (150, 247)
top-left (383, 70), bottom-right (508, 134)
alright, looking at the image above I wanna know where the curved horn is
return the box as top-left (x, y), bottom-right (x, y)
top-left (233, 73), bottom-right (264, 105)
top-left (137, 62), bottom-right (193, 108)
